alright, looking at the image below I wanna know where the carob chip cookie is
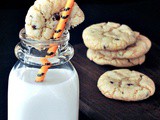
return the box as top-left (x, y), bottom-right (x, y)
top-left (87, 49), bottom-right (145, 67)
top-left (99, 34), bottom-right (151, 59)
top-left (25, 0), bottom-right (85, 40)
top-left (83, 22), bottom-right (137, 51)
top-left (97, 69), bottom-right (155, 101)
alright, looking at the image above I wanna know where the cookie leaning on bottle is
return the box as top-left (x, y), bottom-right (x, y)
top-left (25, 0), bottom-right (85, 40)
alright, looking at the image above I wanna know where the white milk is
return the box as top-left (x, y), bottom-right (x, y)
top-left (8, 68), bottom-right (79, 120)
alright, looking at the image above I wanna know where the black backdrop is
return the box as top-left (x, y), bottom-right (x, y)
top-left (0, 0), bottom-right (160, 120)
top-left (0, 0), bottom-right (159, 45)
top-left (0, 0), bottom-right (152, 8)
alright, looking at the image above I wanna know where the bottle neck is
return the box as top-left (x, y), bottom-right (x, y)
top-left (15, 29), bottom-right (74, 66)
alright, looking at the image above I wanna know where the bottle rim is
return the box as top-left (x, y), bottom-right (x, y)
top-left (19, 28), bottom-right (70, 46)
top-left (15, 28), bottom-right (74, 67)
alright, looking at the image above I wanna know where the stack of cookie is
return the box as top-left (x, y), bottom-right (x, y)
top-left (83, 22), bottom-right (151, 67)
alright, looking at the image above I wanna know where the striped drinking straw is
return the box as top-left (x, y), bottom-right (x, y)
top-left (35, 0), bottom-right (75, 82)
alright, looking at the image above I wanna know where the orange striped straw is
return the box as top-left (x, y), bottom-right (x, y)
top-left (35, 0), bottom-right (74, 82)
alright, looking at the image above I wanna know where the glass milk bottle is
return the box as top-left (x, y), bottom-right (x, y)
top-left (8, 29), bottom-right (79, 120)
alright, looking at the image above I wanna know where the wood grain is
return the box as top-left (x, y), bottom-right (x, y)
top-left (71, 44), bottom-right (160, 120)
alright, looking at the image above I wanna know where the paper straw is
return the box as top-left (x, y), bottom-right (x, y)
top-left (35, 0), bottom-right (74, 82)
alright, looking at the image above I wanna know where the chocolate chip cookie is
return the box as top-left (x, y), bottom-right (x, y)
top-left (87, 49), bottom-right (145, 67)
top-left (83, 22), bottom-right (137, 51)
top-left (97, 69), bottom-right (155, 101)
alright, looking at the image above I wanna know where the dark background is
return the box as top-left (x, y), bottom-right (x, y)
top-left (0, 0), bottom-right (160, 120)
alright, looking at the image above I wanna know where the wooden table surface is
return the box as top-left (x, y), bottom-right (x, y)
top-left (72, 44), bottom-right (160, 120)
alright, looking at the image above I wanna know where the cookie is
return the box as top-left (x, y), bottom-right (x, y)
top-left (25, 0), bottom-right (85, 40)
top-left (87, 49), bottom-right (145, 67)
top-left (97, 69), bottom-right (155, 101)
top-left (83, 22), bottom-right (137, 51)
top-left (99, 35), bottom-right (151, 59)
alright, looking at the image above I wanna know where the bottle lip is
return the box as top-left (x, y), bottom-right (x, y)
top-left (16, 28), bottom-right (73, 67)
top-left (19, 28), bottom-right (70, 46)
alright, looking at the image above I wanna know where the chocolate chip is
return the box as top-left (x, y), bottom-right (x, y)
top-left (146, 93), bottom-right (149, 97)
top-left (128, 59), bottom-right (131, 62)
top-left (110, 81), bottom-right (114, 84)
top-left (32, 25), bottom-right (37, 30)
top-left (140, 75), bottom-right (143, 78)
top-left (52, 13), bottom-right (60, 21)
top-left (103, 46), bottom-right (106, 49)
top-left (129, 44), bottom-right (136, 47)
top-left (124, 47), bottom-right (128, 50)
top-left (22, 31), bottom-right (25, 35)
top-left (122, 92), bottom-right (124, 94)
top-left (115, 38), bottom-right (119, 40)
top-left (127, 83), bottom-right (133, 86)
